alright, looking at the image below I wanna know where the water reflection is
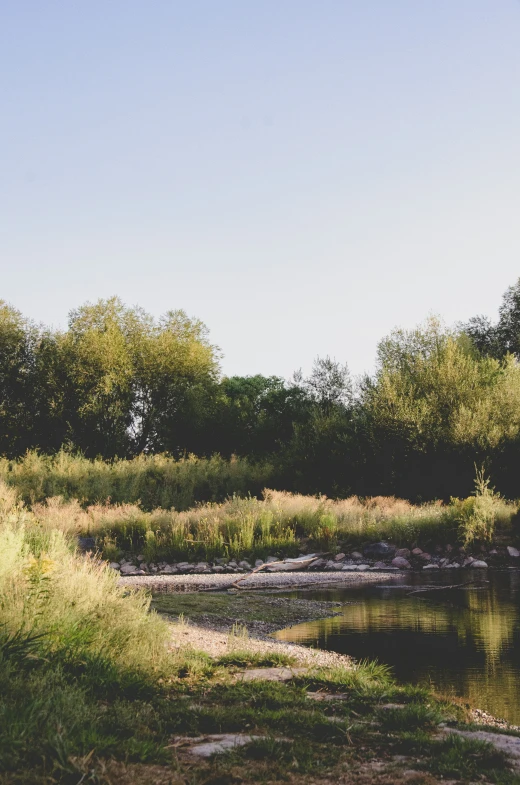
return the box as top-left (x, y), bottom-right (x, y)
top-left (274, 571), bottom-right (520, 723)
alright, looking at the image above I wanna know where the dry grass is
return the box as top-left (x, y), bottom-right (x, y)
top-left (18, 484), bottom-right (517, 563)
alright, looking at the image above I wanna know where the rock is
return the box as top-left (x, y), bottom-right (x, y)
top-left (469, 560), bottom-right (488, 568)
top-left (411, 547), bottom-right (423, 556)
top-left (235, 667), bottom-right (308, 683)
top-left (137, 554), bottom-right (145, 561)
top-left (309, 558), bottom-right (326, 569)
top-left (446, 544), bottom-right (453, 552)
top-left (373, 561), bottom-right (388, 569)
top-left (77, 536), bottom-right (96, 552)
top-left (507, 546), bottom-right (520, 558)
top-left (334, 553), bottom-right (346, 561)
top-left (351, 551), bottom-right (363, 560)
top-left (439, 558), bottom-right (449, 567)
top-left (109, 562), bottom-right (120, 571)
top-left (238, 560), bottom-right (251, 569)
top-left (418, 552), bottom-right (431, 562)
top-left (356, 564), bottom-right (370, 571)
top-left (395, 548), bottom-right (411, 559)
top-left (211, 565), bottom-right (225, 573)
top-left (120, 564), bottom-right (137, 575)
top-left (186, 733), bottom-right (265, 757)
top-left (228, 561), bottom-right (238, 568)
top-left (423, 563), bottom-right (439, 570)
top-left (445, 562), bottom-right (460, 568)
top-left (254, 559), bottom-right (264, 567)
top-left (265, 556), bottom-right (278, 563)
top-left (463, 557), bottom-right (475, 567)
top-left (391, 557), bottom-right (411, 569)
top-left (342, 564), bottom-right (359, 571)
top-left (363, 542), bottom-right (396, 559)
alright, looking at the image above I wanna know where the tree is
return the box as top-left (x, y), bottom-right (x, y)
top-left (304, 356), bottom-right (352, 415)
top-left (461, 278), bottom-right (520, 359)
top-left (0, 301), bottom-right (38, 456)
top-left (360, 317), bottom-right (520, 498)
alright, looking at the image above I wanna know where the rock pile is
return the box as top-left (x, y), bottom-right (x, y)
top-left (104, 541), bottom-right (520, 575)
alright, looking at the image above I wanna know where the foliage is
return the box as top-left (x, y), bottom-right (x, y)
top-left (3, 282), bottom-right (520, 502)
top-left (452, 468), bottom-right (507, 546)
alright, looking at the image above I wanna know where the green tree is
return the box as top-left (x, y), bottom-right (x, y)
top-left (360, 317), bottom-right (520, 498)
top-left (0, 301), bottom-right (38, 456)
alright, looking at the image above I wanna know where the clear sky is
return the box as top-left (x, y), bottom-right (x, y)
top-left (1, 1), bottom-right (519, 380)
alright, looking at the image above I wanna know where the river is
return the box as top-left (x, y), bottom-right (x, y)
top-left (274, 570), bottom-right (520, 724)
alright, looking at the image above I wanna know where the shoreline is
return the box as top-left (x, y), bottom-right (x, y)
top-left (119, 568), bottom-right (402, 592)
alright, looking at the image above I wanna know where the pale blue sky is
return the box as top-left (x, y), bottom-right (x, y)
top-left (1, 1), bottom-right (519, 379)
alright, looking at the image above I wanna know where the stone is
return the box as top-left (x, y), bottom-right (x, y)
top-left (448, 562), bottom-right (461, 569)
top-left (469, 560), bottom-right (488, 568)
top-left (391, 556), bottom-right (411, 569)
top-left (411, 547), bottom-right (423, 556)
top-left (351, 551), bottom-right (363, 560)
top-left (238, 560), bottom-right (251, 569)
top-left (439, 558), bottom-right (449, 567)
top-left (423, 563), bottom-right (439, 570)
top-left (463, 557), bottom-right (475, 567)
top-left (211, 565), bottom-right (224, 573)
top-left (254, 559), bottom-right (264, 567)
top-left (137, 554), bottom-right (145, 561)
top-left (373, 561), bottom-right (388, 569)
top-left (356, 564), bottom-right (370, 571)
top-left (77, 536), bottom-right (96, 552)
top-left (186, 734), bottom-right (264, 757)
top-left (342, 564), bottom-right (359, 571)
top-left (265, 556), bottom-right (278, 563)
top-left (334, 553), bottom-right (346, 561)
top-left (507, 546), bottom-right (520, 558)
top-left (395, 548), bottom-right (411, 559)
top-left (418, 552), bottom-right (431, 562)
top-left (235, 667), bottom-right (308, 683)
top-left (108, 562), bottom-right (120, 570)
top-left (363, 542), bottom-right (396, 559)
top-left (120, 564), bottom-right (137, 575)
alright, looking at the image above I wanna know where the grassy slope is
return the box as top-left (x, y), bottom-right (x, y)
top-left (2, 479), bottom-right (520, 784)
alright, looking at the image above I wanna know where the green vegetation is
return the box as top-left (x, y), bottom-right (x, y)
top-left (4, 476), bottom-right (515, 564)
top-left (2, 479), bottom-right (520, 783)
top-left (4, 279), bottom-right (520, 503)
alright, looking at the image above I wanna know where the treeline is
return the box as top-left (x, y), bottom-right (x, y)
top-left (2, 281), bottom-right (520, 501)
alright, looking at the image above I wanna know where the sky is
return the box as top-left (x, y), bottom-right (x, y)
top-left (1, 1), bottom-right (519, 380)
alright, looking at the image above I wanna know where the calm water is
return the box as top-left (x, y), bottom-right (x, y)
top-left (273, 571), bottom-right (520, 724)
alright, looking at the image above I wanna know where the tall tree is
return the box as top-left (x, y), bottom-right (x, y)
top-left (0, 301), bottom-right (41, 456)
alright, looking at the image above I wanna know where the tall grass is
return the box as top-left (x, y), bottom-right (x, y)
top-left (0, 481), bottom-right (170, 676)
top-left (23, 485), bottom-right (518, 563)
top-left (0, 450), bottom-right (274, 511)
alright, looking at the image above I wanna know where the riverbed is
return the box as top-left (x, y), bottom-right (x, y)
top-left (273, 570), bottom-right (520, 725)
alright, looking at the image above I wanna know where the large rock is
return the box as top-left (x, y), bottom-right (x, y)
top-left (507, 546), bottom-right (520, 558)
top-left (363, 542), bottom-right (396, 559)
top-left (120, 563), bottom-right (138, 575)
top-left (77, 536), bottom-right (96, 552)
top-left (469, 560), bottom-right (488, 568)
top-left (395, 548), bottom-right (411, 559)
top-left (391, 556), bottom-right (411, 569)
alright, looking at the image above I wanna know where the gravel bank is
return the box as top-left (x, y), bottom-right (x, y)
top-left (119, 569), bottom-right (399, 592)
top-left (169, 617), bottom-right (356, 668)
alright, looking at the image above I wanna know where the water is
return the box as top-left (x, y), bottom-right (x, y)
top-left (273, 571), bottom-right (520, 724)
